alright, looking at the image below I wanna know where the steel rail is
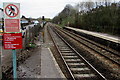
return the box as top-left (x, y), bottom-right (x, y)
top-left (55, 27), bottom-right (120, 66)
top-left (48, 26), bottom-right (107, 80)
top-left (64, 28), bottom-right (120, 57)
top-left (48, 26), bottom-right (75, 80)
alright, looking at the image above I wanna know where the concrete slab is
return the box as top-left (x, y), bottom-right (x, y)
top-left (40, 48), bottom-right (65, 78)
top-left (17, 43), bottom-right (65, 79)
top-left (17, 47), bottom-right (41, 78)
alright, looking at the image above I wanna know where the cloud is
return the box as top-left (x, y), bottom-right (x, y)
top-left (1, 0), bottom-right (72, 18)
top-left (1, 0), bottom-right (118, 18)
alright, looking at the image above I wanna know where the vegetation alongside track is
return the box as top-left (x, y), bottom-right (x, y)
top-left (52, 1), bottom-right (120, 36)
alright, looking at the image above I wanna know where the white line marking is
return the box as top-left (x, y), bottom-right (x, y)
top-left (48, 48), bottom-right (66, 78)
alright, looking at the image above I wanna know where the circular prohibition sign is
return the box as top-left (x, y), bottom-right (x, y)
top-left (5, 4), bottom-right (19, 18)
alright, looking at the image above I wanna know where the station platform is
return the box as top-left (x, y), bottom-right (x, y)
top-left (17, 24), bottom-right (65, 79)
top-left (66, 27), bottom-right (120, 43)
top-left (17, 41), bottom-right (65, 79)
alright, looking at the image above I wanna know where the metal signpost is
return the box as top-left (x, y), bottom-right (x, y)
top-left (0, 8), bottom-right (3, 80)
top-left (3, 3), bottom-right (21, 79)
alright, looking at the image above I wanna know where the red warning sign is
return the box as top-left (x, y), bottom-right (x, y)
top-left (5, 4), bottom-right (19, 18)
top-left (4, 19), bottom-right (20, 32)
top-left (3, 33), bottom-right (22, 49)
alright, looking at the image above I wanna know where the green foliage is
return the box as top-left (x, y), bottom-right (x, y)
top-left (52, 4), bottom-right (76, 26)
top-left (52, 2), bottom-right (120, 36)
top-left (27, 43), bottom-right (36, 48)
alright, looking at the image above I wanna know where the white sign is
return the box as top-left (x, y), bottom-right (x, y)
top-left (3, 3), bottom-right (21, 32)
top-left (3, 3), bottom-right (20, 19)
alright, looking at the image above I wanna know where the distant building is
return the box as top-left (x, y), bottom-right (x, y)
top-left (21, 16), bottom-right (29, 24)
top-left (21, 18), bottom-right (29, 24)
top-left (21, 16), bottom-right (34, 24)
top-left (32, 20), bottom-right (39, 25)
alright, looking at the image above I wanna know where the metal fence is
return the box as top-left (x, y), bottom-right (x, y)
top-left (17, 23), bottom-right (41, 61)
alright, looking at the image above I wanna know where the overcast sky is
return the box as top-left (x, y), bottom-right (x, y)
top-left (0, 0), bottom-right (119, 19)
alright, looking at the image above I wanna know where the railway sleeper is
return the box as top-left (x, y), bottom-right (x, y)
top-left (65, 59), bottom-right (81, 62)
top-left (63, 56), bottom-right (78, 59)
top-left (58, 46), bottom-right (68, 48)
top-left (72, 69), bottom-right (93, 74)
top-left (68, 63), bottom-right (85, 66)
top-left (61, 50), bottom-right (73, 53)
top-left (71, 67), bottom-right (90, 71)
top-left (59, 48), bottom-right (71, 51)
top-left (74, 74), bottom-right (97, 80)
top-left (59, 47), bottom-right (70, 49)
top-left (62, 53), bottom-right (75, 56)
top-left (68, 64), bottom-right (86, 68)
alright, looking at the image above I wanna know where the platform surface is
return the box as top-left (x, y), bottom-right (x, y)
top-left (17, 24), bottom-right (65, 79)
top-left (17, 45), bottom-right (64, 78)
top-left (67, 27), bottom-right (120, 43)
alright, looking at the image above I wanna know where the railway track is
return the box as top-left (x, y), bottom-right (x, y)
top-left (48, 26), bottom-right (107, 80)
top-left (54, 26), bottom-right (120, 66)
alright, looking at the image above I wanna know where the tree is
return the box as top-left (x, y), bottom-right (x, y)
top-left (84, 1), bottom-right (94, 11)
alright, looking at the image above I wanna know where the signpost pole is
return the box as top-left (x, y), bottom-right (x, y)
top-left (12, 49), bottom-right (17, 79)
top-left (3, 3), bottom-right (21, 79)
